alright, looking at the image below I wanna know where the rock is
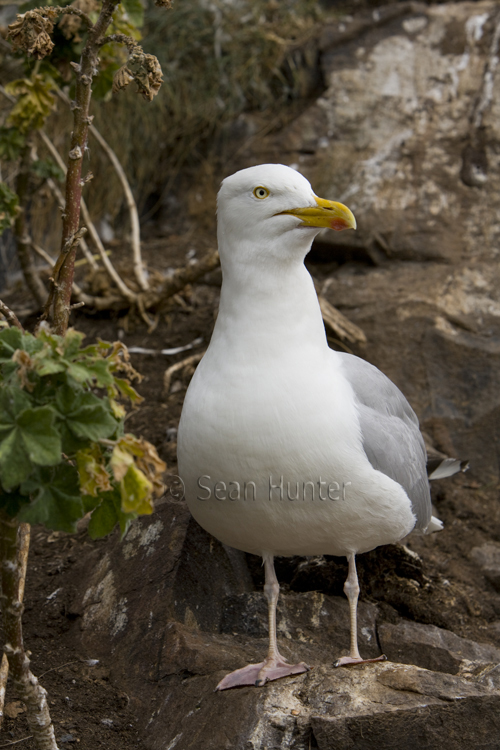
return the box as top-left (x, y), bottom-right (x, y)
top-left (311, 694), bottom-right (500, 750)
top-left (471, 543), bottom-right (500, 592)
top-left (378, 620), bottom-right (500, 674)
top-left (146, 662), bottom-right (500, 750)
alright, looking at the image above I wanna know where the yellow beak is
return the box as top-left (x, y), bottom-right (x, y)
top-left (277, 196), bottom-right (356, 231)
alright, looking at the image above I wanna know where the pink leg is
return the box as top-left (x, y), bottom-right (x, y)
top-left (334, 553), bottom-right (386, 667)
top-left (216, 554), bottom-right (310, 690)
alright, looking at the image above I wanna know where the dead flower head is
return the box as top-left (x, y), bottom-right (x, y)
top-left (155, 0), bottom-right (173, 7)
top-left (112, 47), bottom-right (163, 102)
top-left (8, 9), bottom-right (57, 60)
top-left (59, 0), bottom-right (99, 43)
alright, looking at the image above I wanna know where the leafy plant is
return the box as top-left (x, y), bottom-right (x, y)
top-left (0, 325), bottom-right (165, 537)
top-left (0, 3), bottom-right (172, 746)
top-left (0, 317), bottom-right (167, 750)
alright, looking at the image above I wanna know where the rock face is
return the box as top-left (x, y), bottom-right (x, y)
top-left (62, 510), bottom-right (500, 750)
top-left (238, 0), bottom-right (500, 481)
top-left (472, 543), bottom-right (500, 592)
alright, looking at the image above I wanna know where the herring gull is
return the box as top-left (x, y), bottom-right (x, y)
top-left (177, 164), bottom-right (442, 690)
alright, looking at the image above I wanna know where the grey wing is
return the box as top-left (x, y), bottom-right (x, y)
top-left (338, 352), bottom-right (431, 530)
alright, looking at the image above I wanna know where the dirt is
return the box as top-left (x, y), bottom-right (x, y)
top-left (1, 238), bottom-right (500, 748)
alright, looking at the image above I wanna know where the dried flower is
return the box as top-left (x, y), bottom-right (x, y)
top-left (112, 47), bottom-right (163, 102)
top-left (112, 65), bottom-right (134, 94)
top-left (8, 9), bottom-right (57, 60)
top-left (155, 0), bottom-right (173, 7)
top-left (58, 0), bottom-right (98, 43)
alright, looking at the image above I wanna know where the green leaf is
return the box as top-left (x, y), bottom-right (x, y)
top-left (0, 386), bottom-right (33, 425)
top-left (0, 428), bottom-right (31, 489)
top-left (63, 329), bottom-right (85, 359)
top-left (0, 327), bottom-right (24, 358)
top-left (17, 406), bottom-right (61, 464)
top-left (55, 386), bottom-right (118, 441)
top-left (76, 358), bottom-right (114, 387)
top-left (88, 492), bottom-right (119, 538)
top-left (82, 493), bottom-right (101, 513)
top-left (19, 464), bottom-right (84, 533)
top-left (66, 362), bottom-right (97, 384)
top-left (0, 395), bottom-right (60, 489)
top-left (88, 488), bottom-right (135, 539)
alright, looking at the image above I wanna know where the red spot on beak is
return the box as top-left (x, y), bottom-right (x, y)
top-left (330, 218), bottom-right (351, 231)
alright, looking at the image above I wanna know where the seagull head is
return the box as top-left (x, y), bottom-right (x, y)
top-left (217, 164), bottom-right (356, 265)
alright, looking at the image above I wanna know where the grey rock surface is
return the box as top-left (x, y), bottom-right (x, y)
top-left (379, 619), bottom-right (500, 674)
top-left (472, 542), bottom-right (500, 592)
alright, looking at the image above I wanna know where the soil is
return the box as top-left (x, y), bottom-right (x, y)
top-left (1, 237), bottom-right (500, 749)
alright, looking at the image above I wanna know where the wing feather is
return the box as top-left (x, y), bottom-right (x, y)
top-left (338, 352), bottom-right (431, 530)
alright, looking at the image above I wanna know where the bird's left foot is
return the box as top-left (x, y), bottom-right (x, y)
top-left (216, 656), bottom-right (310, 691)
top-left (334, 654), bottom-right (387, 668)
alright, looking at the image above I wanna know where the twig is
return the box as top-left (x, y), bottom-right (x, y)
top-left (17, 523), bottom-right (30, 606)
top-left (318, 295), bottom-right (367, 345)
top-left (164, 352), bottom-right (204, 394)
top-left (31, 243), bottom-right (88, 303)
top-left (0, 300), bottom-right (24, 331)
top-left (128, 337), bottom-right (203, 356)
top-left (0, 737), bottom-right (34, 748)
top-left (55, 87), bottom-right (149, 292)
top-left (148, 250), bottom-right (220, 306)
top-left (38, 661), bottom-right (79, 680)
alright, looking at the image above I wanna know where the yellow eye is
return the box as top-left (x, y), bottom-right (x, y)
top-left (253, 186), bottom-right (270, 199)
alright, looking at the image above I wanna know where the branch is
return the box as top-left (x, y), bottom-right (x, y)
top-left (318, 295), bottom-right (367, 345)
top-left (37, 132), bottom-right (135, 301)
top-left (147, 250), bottom-right (220, 307)
top-left (55, 87), bottom-right (148, 292)
top-left (100, 33), bottom-right (137, 50)
top-left (0, 300), bottom-right (24, 331)
top-left (164, 352), bottom-right (204, 394)
top-left (0, 513), bottom-right (58, 750)
top-left (50, 0), bottom-right (121, 335)
top-left (37, 130), bottom-right (98, 271)
top-left (55, 5), bottom-right (93, 28)
top-left (40, 228), bottom-right (88, 323)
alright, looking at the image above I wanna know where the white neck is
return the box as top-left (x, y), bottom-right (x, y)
top-left (211, 235), bottom-right (328, 360)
